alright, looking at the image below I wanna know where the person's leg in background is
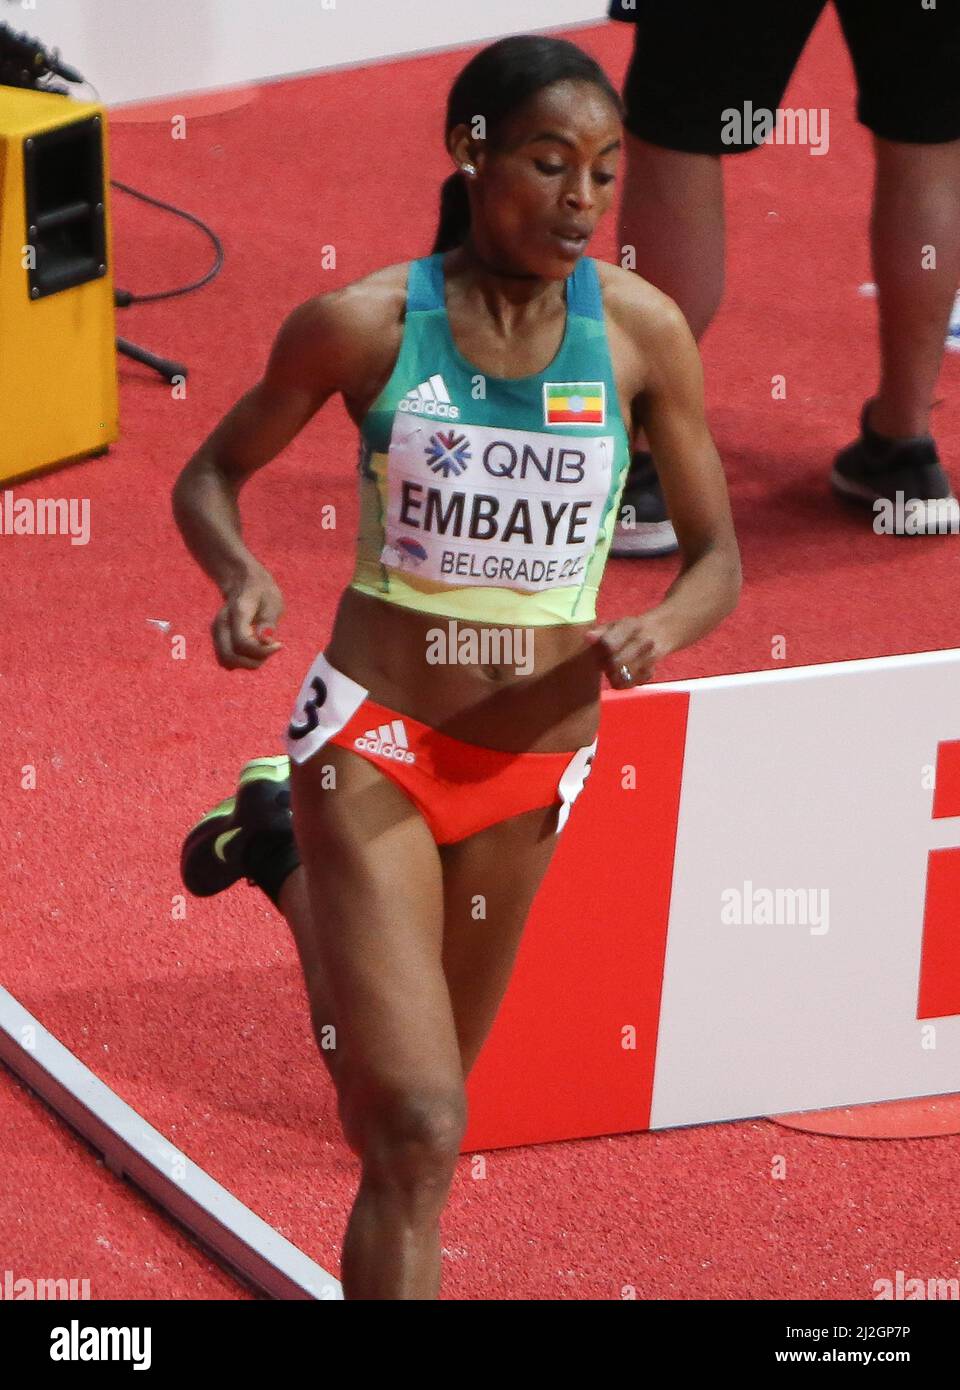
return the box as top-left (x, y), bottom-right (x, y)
top-left (608, 0), bottom-right (825, 556)
top-left (610, 135), bottom-right (724, 556)
top-left (616, 136), bottom-right (725, 344)
top-left (870, 139), bottom-right (960, 440)
top-left (830, 0), bottom-right (960, 530)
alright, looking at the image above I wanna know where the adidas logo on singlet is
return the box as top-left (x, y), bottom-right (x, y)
top-left (398, 374), bottom-right (460, 420)
top-left (354, 719), bottom-right (416, 764)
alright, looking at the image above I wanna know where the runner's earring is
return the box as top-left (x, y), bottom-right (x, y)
top-left (619, 664), bottom-right (633, 685)
top-left (461, 164), bottom-right (477, 176)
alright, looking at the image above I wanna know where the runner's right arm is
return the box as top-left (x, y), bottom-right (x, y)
top-left (172, 292), bottom-right (367, 669)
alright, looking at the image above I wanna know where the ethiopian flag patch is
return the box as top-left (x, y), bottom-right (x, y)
top-left (543, 381), bottom-right (605, 426)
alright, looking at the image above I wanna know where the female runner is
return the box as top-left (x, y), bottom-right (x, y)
top-left (172, 33), bottom-right (741, 1300)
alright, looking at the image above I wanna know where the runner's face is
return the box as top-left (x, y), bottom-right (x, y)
top-left (460, 80), bottom-right (621, 276)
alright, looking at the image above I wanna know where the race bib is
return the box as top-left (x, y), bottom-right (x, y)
top-left (380, 414), bottom-right (614, 592)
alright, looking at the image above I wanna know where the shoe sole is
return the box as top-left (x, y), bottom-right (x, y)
top-left (610, 520), bottom-right (680, 557)
top-left (181, 756), bottom-right (291, 897)
top-left (830, 470), bottom-right (960, 534)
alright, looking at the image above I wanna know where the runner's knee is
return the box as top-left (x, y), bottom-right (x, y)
top-left (339, 1082), bottom-right (467, 1188)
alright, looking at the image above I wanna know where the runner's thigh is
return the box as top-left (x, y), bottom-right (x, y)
top-left (439, 801), bottom-right (565, 1076)
top-left (290, 744), bottom-right (463, 1097)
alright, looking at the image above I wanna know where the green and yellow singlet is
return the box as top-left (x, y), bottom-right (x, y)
top-left (349, 251), bottom-right (634, 625)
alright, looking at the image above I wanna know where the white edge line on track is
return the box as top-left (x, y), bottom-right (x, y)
top-left (0, 985), bottom-right (342, 1301)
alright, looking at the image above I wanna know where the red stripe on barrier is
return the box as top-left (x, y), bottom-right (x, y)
top-left (932, 739), bottom-right (960, 819)
top-left (917, 846), bottom-right (960, 1020)
top-left (463, 687), bottom-right (690, 1151)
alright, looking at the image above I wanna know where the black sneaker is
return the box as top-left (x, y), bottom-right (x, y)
top-left (830, 400), bottom-right (959, 534)
top-left (180, 756), bottom-right (293, 897)
top-left (611, 451), bottom-right (680, 557)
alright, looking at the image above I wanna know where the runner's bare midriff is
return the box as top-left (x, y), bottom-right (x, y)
top-left (324, 586), bottom-right (602, 754)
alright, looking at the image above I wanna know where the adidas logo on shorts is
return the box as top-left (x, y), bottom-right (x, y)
top-left (354, 719), bottom-right (416, 764)
top-left (397, 374), bottom-right (460, 420)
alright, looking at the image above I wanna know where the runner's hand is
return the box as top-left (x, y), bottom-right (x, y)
top-left (585, 614), bottom-right (668, 689)
top-left (212, 566), bottom-right (285, 670)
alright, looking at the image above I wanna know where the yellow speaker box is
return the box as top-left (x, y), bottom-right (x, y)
top-left (0, 85), bottom-right (119, 483)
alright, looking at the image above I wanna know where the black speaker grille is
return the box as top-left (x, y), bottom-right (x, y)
top-left (22, 114), bottom-right (107, 300)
